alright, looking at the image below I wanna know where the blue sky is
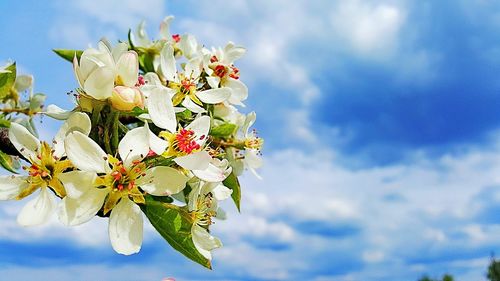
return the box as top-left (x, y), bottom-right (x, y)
top-left (2, 0), bottom-right (500, 280)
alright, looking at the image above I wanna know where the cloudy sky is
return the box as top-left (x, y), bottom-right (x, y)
top-left (1, 0), bottom-right (500, 280)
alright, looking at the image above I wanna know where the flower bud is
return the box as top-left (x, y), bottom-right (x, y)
top-left (109, 86), bottom-right (144, 111)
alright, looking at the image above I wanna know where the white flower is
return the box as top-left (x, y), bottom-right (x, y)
top-left (145, 96), bottom-right (230, 182)
top-left (157, 44), bottom-right (231, 113)
top-left (188, 181), bottom-right (232, 260)
top-left (0, 112), bottom-right (91, 226)
top-left (204, 42), bottom-right (248, 106)
top-left (130, 16), bottom-right (175, 48)
top-left (73, 41), bottom-right (139, 100)
top-left (228, 112), bottom-right (263, 179)
top-left (159, 115), bottom-right (213, 171)
top-left (59, 126), bottom-right (188, 255)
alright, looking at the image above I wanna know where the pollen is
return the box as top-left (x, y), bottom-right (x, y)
top-left (214, 65), bottom-right (227, 78)
top-left (174, 129), bottom-right (201, 154)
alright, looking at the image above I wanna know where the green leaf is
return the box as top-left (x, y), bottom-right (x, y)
top-left (176, 109), bottom-right (192, 121)
top-left (0, 63), bottom-right (16, 100)
top-left (0, 118), bottom-right (10, 128)
top-left (138, 53), bottom-right (155, 73)
top-left (223, 172), bottom-right (241, 212)
top-left (53, 49), bottom-right (83, 62)
top-left (210, 123), bottom-right (237, 138)
top-left (141, 197), bottom-right (212, 269)
top-left (130, 106), bottom-right (148, 116)
top-left (0, 150), bottom-right (19, 173)
top-left (128, 29), bottom-right (135, 49)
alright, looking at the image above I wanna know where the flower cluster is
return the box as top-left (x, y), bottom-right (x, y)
top-left (0, 16), bottom-right (263, 268)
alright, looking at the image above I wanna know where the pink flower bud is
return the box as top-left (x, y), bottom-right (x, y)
top-left (110, 86), bottom-right (144, 111)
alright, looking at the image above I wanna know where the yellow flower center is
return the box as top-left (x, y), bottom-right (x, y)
top-left (160, 128), bottom-right (204, 158)
top-left (18, 142), bottom-right (70, 200)
top-left (192, 192), bottom-right (217, 226)
top-left (169, 75), bottom-right (203, 106)
top-left (95, 155), bottom-right (147, 214)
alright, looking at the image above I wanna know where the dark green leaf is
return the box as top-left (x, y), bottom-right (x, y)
top-left (130, 106), bottom-right (148, 116)
top-left (141, 197), bottom-right (212, 269)
top-left (149, 195), bottom-right (174, 203)
top-left (176, 109), bottom-right (192, 121)
top-left (210, 123), bottom-right (237, 138)
top-left (128, 29), bottom-right (135, 49)
top-left (223, 172), bottom-right (241, 212)
top-left (0, 150), bottom-right (18, 173)
top-left (0, 63), bottom-right (16, 100)
top-left (53, 49), bottom-right (83, 63)
top-left (139, 53), bottom-right (155, 73)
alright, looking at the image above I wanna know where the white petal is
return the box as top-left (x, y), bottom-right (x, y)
top-left (196, 88), bottom-right (231, 104)
top-left (179, 34), bottom-right (198, 59)
top-left (174, 151), bottom-right (211, 170)
top-left (17, 187), bottom-right (55, 226)
top-left (0, 176), bottom-right (28, 200)
top-left (243, 111), bottom-right (257, 137)
top-left (146, 86), bottom-right (177, 132)
top-left (109, 198), bottom-right (143, 255)
top-left (137, 166), bottom-right (188, 196)
top-left (58, 187), bottom-right (108, 226)
top-left (192, 163), bottom-right (229, 183)
top-left (111, 42), bottom-right (129, 62)
top-left (58, 171), bottom-right (96, 198)
top-left (14, 75), bottom-right (33, 92)
top-left (73, 56), bottom-right (84, 87)
top-left (145, 122), bottom-right (168, 155)
top-left (159, 16), bottom-right (174, 39)
top-left (186, 115), bottom-right (210, 145)
top-left (131, 20), bottom-right (150, 47)
top-left (118, 127), bottom-right (149, 168)
top-left (225, 78), bottom-right (248, 106)
top-left (143, 72), bottom-right (162, 86)
top-left (213, 184), bottom-right (233, 201)
top-left (223, 42), bottom-right (246, 63)
top-left (159, 44), bottom-right (177, 81)
top-left (8, 122), bottom-right (40, 161)
top-left (43, 104), bottom-right (72, 120)
top-left (83, 66), bottom-right (114, 100)
top-left (206, 76), bottom-right (220, 89)
top-left (181, 98), bottom-right (206, 114)
top-left (185, 57), bottom-right (202, 79)
top-left (192, 224), bottom-right (222, 260)
top-left (116, 51), bottom-right (139, 87)
top-left (245, 149), bottom-right (263, 169)
top-left (53, 112), bottom-right (91, 158)
top-left (65, 131), bottom-right (109, 173)
top-left (78, 48), bottom-right (105, 79)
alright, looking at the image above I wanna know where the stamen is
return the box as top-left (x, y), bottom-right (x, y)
top-left (174, 129), bottom-right (201, 154)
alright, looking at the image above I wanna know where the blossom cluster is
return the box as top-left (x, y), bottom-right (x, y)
top-left (0, 16), bottom-right (263, 268)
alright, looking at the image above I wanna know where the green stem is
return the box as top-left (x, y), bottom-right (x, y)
top-left (90, 103), bottom-right (104, 141)
top-left (104, 109), bottom-right (118, 155)
top-left (118, 121), bottom-right (129, 133)
top-left (111, 112), bottom-right (120, 153)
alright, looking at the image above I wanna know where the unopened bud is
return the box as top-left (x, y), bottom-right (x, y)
top-left (109, 86), bottom-right (144, 111)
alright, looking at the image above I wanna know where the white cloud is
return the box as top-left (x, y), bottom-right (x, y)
top-left (331, 1), bottom-right (405, 57)
top-left (1, 139), bottom-right (499, 279)
top-left (73, 0), bottom-right (165, 29)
